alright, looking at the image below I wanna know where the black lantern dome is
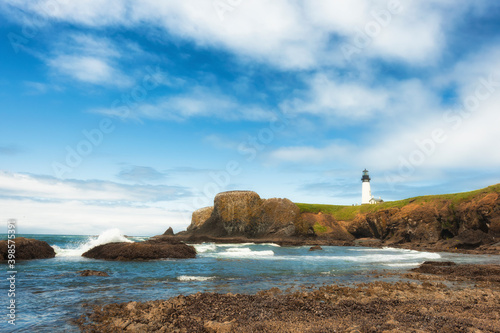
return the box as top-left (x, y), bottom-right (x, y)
top-left (361, 169), bottom-right (371, 182)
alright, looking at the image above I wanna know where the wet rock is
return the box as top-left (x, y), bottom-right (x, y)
top-left (411, 262), bottom-right (500, 282)
top-left (309, 246), bottom-right (323, 251)
top-left (78, 270), bottom-right (109, 277)
top-left (82, 241), bottom-right (196, 260)
top-left (0, 237), bottom-right (55, 261)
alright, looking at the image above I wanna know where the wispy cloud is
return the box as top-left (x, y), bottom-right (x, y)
top-left (92, 86), bottom-right (276, 121)
top-left (280, 73), bottom-right (389, 119)
top-left (44, 33), bottom-right (138, 87)
top-left (4, 0), bottom-right (490, 69)
top-left (0, 171), bottom-right (189, 205)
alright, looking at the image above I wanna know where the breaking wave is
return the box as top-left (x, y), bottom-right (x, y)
top-left (52, 228), bottom-right (132, 257)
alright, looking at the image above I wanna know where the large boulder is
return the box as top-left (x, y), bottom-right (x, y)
top-left (0, 237), bottom-right (55, 261)
top-left (82, 240), bottom-right (196, 260)
top-left (188, 207), bottom-right (214, 232)
top-left (257, 198), bottom-right (300, 237)
top-left (186, 191), bottom-right (306, 238)
top-left (213, 191), bottom-right (262, 235)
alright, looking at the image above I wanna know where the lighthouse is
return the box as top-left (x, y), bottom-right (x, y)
top-left (361, 169), bottom-right (372, 204)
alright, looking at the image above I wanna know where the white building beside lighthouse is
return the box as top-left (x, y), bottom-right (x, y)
top-left (361, 169), bottom-right (383, 205)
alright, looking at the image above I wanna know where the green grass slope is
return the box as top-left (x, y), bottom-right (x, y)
top-left (296, 183), bottom-right (500, 222)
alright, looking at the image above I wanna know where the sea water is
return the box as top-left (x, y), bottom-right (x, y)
top-left (1, 229), bottom-right (499, 332)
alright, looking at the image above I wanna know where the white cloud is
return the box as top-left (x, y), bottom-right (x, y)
top-left (0, 171), bottom-right (188, 203)
top-left (0, 198), bottom-right (188, 236)
top-left (45, 34), bottom-right (137, 87)
top-left (5, 0), bottom-right (487, 69)
top-left (4, 0), bottom-right (128, 27)
top-left (282, 73), bottom-right (389, 119)
top-left (267, 142), bottom-right (356, 164)
top-left (0, 171), bottom-right (193, 235)
top-left (49, 55), bottom-right (119, 86)
top-left (92, 86), bottom-right (276, 122)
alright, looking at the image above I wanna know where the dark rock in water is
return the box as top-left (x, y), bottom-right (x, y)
top-left (0, 237), bottom-right (55, 261)
top-left (420, 261), bottom-right (456, 267)
top-left (411, 262), bottom-right (500, 282)
top-left (82, 241), bottom-right (196, 261)
top-left (163, 227), bottom-right (174, 236)
top-left (78, 270), bottom-right (109, 277)
top-left (309, 246), bottom-right (323, 251)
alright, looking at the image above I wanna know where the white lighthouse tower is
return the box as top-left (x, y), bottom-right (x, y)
top-left (361, 169), bottom-right (372, 204)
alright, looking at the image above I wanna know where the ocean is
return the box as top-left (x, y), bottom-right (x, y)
top-left (2, 229), bottom-right (500, 332)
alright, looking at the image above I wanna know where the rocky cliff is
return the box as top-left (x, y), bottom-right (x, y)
top-left (186, 191), bottom-right (301, 238)
top-left (180, 185), bottom-right (500, 253)
top-left (182, 190), bottom-right (352, 243)
top-left (343, 187), bottom-right (500, 252)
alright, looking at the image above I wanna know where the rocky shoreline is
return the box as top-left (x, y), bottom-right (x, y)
top-left (76, 262), bottom-right (500, 332)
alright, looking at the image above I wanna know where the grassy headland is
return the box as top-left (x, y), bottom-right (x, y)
top-left (296, 183), bottom-right (500, 222)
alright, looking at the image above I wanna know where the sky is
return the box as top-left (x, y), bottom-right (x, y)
top-left (1, 0), bottom-right (500, 236)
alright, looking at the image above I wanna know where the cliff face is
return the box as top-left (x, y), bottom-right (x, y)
top-left (184, 185), bottom-right (500, 253)
top-left (346, 189), bottom-right (500, 251)
top-left (187, 191), bottom-right (301, 238)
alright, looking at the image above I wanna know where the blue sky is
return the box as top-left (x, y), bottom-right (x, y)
top-left (1, 0), bottom-right (500, 235)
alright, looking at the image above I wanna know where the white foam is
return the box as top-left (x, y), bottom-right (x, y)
top-left (384, 263), bottom-right (421, 267)
top-left (217, 247), bottom-right (275, 258)
top-left (177, 275), bottom-right (215, 282)
top-left (217, 243), bottom-right (255, 247)
top-left (53, 228), bottom-right (133, 257)
top-left (194, 243), bottom-right (217, 253)
top-left (321, 251), bottom-right (441, 263)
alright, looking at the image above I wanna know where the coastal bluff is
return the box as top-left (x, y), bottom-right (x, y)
top-left (170, 185), bottom-right (500, 254)
top-left (178, 190), bottom-right (353, 243)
